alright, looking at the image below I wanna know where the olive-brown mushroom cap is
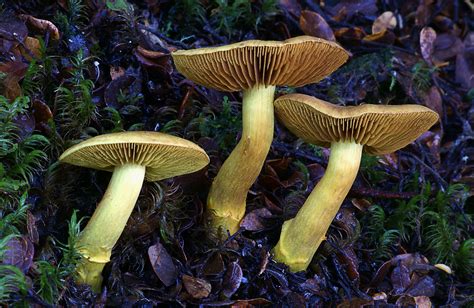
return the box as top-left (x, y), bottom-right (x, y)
top-left (172, 36), bottom-right (349, 92)
top-left (274, 94), bottom-right (439, 155)
top-left (59, 131), bottom-right (210, 181)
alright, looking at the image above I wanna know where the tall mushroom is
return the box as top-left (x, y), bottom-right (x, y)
top-left (172, 36), bottom-right (349, 236)
top-left (272, 94), bottom-right (439, 272)
top-left (59, 131), bottom-right (209, 291)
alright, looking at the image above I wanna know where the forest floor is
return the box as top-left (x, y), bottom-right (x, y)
top-left (0, 0), bottom-right (473, 306)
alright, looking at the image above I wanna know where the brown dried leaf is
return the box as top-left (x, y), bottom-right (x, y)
top-left (27, 211), bottom-right (39, 244)
top-left (455, 32), bottom-right (474, 89)
top-left (363, 30), bottom-right (396, 44)
top-left (148, 242), bottom-right (177, 287)
top-left (391, 264), bottom-right (411, 295)
top-left (3, 236), bottom-right (34, 273)
top-left (240, 208), bottom-right (272, 231)
top-left (135, 46), bottom-right (173, 75)
top-left (299, 10), bottom-right (335, 42)
top-left (19, 36), bottom-right (42, 60)
top-left (406, 276), bottom-right (435, 297)
top-left (422, 85), bottom-right (443, 117)
top-left (32, 99), bottom-right (53, 125)
top-left (420, 27), bottom-right (437, 64)
top-left (182, 275), bottom-right (212, 299)
top-left (415, 0), bottom-right (434, 26)
top-left (231, 298), bottom-right (272, 307)
top-left (110, 66), bottom-right (126, 80)
top-left (19, 14), bottom-right (60, 40)
top-left (279, 0), bottom-right (301, 17)
top-left (0, 61), bottom-right (28, 100)
top-left (334, 27), bottom-right (366, 45)
top-left (329, 0), bottom-right (378, 20)
top-left (222, 261), bottom-right (243, 298)
top-left (414, 296), bottom-right (432, 308)
top-left (372, 11), bottom-right (396, 34)
top-left (433, 33), bottom-right (464, 62)
top-left (203, 253), bottom-right (225, 276)
top-left (0, 14), bottom-right (28, 54)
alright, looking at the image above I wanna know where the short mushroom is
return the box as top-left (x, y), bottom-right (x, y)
top-left (172, 36), bottom-right (349, 236)
top-left (59, 131), bottom-right (209, 291)
top-left (272, 94), bottom-right (439, 272)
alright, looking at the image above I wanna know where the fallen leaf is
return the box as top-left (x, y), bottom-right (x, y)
top-left (110, 66), bottom-right (126, 80)
top-left (391, 263), bottom-right (410, 295)
top-left (415, 0), bottom-right (434, 26)
top-left (334, 27), bottom-right (366, 45)
top-left (135, 46), bottom-right (173, 75)
top-left (455, 32), bottom-right (474, 89)
top-left (433, 33), bottom-right (464, 62)
top-left (279, 0), bottom-right (301, 16)
top-left (104, 75), bottom-right (136, 108)
top-left (19, 14), bottom-right (60, 40)
top-left (406, 276), bottom-right (435, 297)
top-left (329, 0), bottom-right (378, 20)
top-left (420, 27), bottom-right (437, 64)
top-left (372, 11), bottom-right (396, 34)
top-left (3, 236), bottom-right (34, 273)
top-left (32, 99), bottom-right (53, 125)
top-left (222, 261), bottom-right (243, 298)
top-left (0, 14), bottom-right (28, 54)
top-left (240, 208), bottom-right (272, 231)
top-left (182, 275), bottom-right (212, 299)
top-left (231, 298), bottom-right (272, 307)
top-left (27, 211), bottom-right (39, 244)
top-left (422, 86), bottom-right (443, 117)
top-left (363, 29), bottom-right (396, 44)
top-left (299, 10), bottom-right (335, 41)
top-left (0, 61), bottom-right (29, 100)
top-left (203, 253), bottom-right (225, 276)
top-left (414, 296), bottom-right (432, 308)
top-left (148, 242), bottom-right (177, 287)
top-left (19, 36), bottom-right (42, 60)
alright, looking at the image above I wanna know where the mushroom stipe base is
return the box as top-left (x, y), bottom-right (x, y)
top-left (273, 141), bottom-right (363, 272)
top-left (75, 164), bottom-right (146, 292)
top-left (207, 85), bottom-right (275, 236)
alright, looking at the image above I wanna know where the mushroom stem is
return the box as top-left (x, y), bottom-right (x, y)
top-left (207, 85), bottom-right (275, 236)
top-left (76, 163), bottom-right (146, 291)
top-left (273, 141), bottom-right (363, 272)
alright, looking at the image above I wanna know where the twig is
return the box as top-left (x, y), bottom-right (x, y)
top-left (138, 25), bottom-right (190, 49)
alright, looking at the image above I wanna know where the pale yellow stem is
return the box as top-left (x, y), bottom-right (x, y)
top-left (75, 163), bottom-right (145, 292)
top-left (207, 85), bottom-right (275, 236)
top-left (273, 141), bottom-right (363, 272)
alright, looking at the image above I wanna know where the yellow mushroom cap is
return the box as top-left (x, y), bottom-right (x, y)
top-left (172, 36), bottom-right (349, 92)
top-left (59, 131), bottom-right (210, 181)
top-left (274, 94), bottom-right (439, 155)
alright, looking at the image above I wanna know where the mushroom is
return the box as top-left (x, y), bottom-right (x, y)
top-left (272, 94), bottom-right (439, 272)
top-left (172, 36), bottom-right (349, 236)
top-left (59, 131), bottom-right (209, 291)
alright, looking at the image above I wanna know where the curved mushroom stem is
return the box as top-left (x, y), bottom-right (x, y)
top-left (207, 85), bottom-right (275, 237)
top-left (75, 163), bottom-right (145, 292)
top-left (273, 141), bottom-right (363, 272)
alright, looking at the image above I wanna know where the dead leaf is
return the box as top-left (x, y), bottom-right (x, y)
top-left (231, 298), bottom-right (272, 307)
top-left (372, 11), bottom-right (396, 34)
top-left (19, 36), bottom-right (42, 60)
top-left (415, 0), bottom-right (434, 26)
top-left (182, 275), bottom-right (212, 299)
top-left (110, 66), bottom-right (125, 80)
top-left (455, 32), bottom-right (474, 89)
top-left (19, 14), bottom-right (60, 40)
top-left (222, 261), bottom-right (243, 298)
top-left (433, 33), bottom-right (464, 62)
top-left (414, 296), bottom-right (432, 308)
top-left (240, 208), bottom-right (272, 231)
top-left (279, 0), bottom-right (301, 16)
top-left (203, 253), bottom-right (225, 276)
top-left (420, 27), bottom-right (437, 64)
top-left (406, 276), bottom-right (435, 297)
top-left (299, 10), bottom-right (335, 41)
top-left (391, 264), bottom-right (411, 295)
top-left (104, 75), bottom-right (136, 108)
top-left (3, 236), bottom-right (34, 273)
top-left (135, 46), bottom-right (173, 75)
top-left (334, 27), bottom-right (366, 45)
top-left (0, 14), bottom-right (28, 54)
top-left (0, 61), bottom-right (28, 100)
top-left (422, 86), bottom-right (443, 117)
top-left (27, 211), bottom-right (39, 244)
top-left (329, 0), bottom-right (378, 20)
top-left (148, 242), bottom-right (177, 287)
top-left (363, 30), bottom-right (396, 44)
